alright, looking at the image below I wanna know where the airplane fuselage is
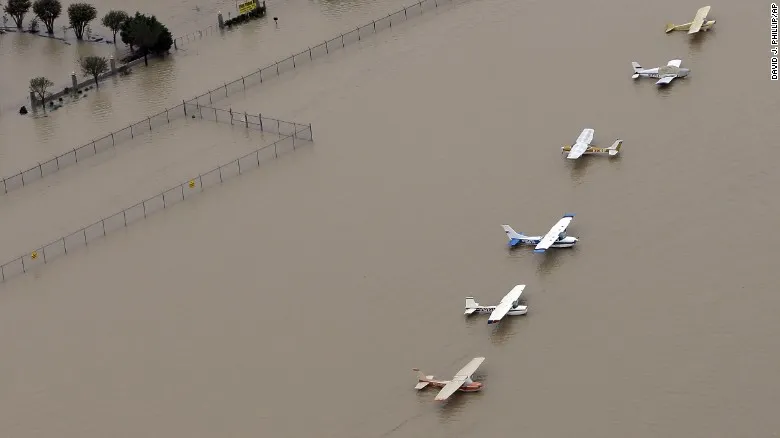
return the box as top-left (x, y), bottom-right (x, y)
top-left (510, 235), bottom-right (578, 248)
top-left (669, 20), bottom-right (716, 32)
top-left (418, 378), bottom-right (483, 392)
top-left (561, 145), bottom-right (617, 155)
top-left (468, 305), bottom-right (528, 316)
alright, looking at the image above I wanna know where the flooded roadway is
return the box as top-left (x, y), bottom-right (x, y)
top-left (1, 0), bottom-right (779, 437)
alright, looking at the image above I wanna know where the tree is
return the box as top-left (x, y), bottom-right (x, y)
top-left (79, 55), bottom-right (108, 88)
top-left (29, 76), bottom-right (54, 109)
top-left (3, 0), bottom-right (31, 28)
top-left (67, 2), bottom-right (95, 40)
top-left (120, 12), bottom-right (173, 65)
top-left (101, 10), bottom-right (127, 44)
top-left (31, 0), bottom-right (59, 34)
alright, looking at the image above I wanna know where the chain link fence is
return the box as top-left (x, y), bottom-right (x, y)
top-left (0, 125), bottom-right (313, 283)
top-left (1, 0), bottom-right (451, 196)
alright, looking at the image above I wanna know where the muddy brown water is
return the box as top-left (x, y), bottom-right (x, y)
top-left (1, 0), bottom-right (779, 436)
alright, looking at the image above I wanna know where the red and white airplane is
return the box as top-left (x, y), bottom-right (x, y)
top-left (413, 357), bottom-right (485, 401)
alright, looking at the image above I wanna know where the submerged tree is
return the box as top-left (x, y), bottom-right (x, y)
top-left (120, 12), bottom-right (173, 65)
top-left (79, 55), bottom-right (108, 88)
top-left (101, 9), bottom-right (127, 44)
top-left (67, 2), bottom-right (95, 39)
top-left (29, 76), bottom-right (54, 109)
top-left (3, 0), bottom-right (31, 28)
top-left (31, 0), bottom-right (60, 34)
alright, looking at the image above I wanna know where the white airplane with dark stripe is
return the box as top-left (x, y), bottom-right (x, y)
top-left (465, 285), bottom-right (527, 324)
top-left (631, 59), bottom-right (690, 85)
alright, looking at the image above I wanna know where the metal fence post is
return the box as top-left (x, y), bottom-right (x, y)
top-left (405, 7), bottom-right (408, 18)
top-left (224, 82), bottom-right (228, 97)
top-left (111, 132), bottom-right (115, 146)
top-left (244, 112), bottom-right (248, 128)
top-left (148, 117), bottom-right (151, 130)
top-left (259, 113), bottom-right (263, 131)
top-left (21, 256), bottom-right (25, 273)
top-left (214, 107), bottom-right (218, 122)
top-left (143, 201), bottom-right (146, 218)
top-left (341, 33), bottom-right (344, 47)
top-left (130, 124), bottom-right (134, 138)
top-left (277, 119), bottom-right (280, 133)
top-left (63, 237), bottom-right (67, 254)
top-left (373, 20), bottom-right (376, 32)
top-left (180, 184), bottom-right (184, 199)
top-left (276, 62), bottom-right (279, 75)
top-left (292, 133), bottom-right (295, 149)
top-left (293, 55), bottom-right (296, 68)
top-left (325, 40), bottom-right (329, 54)
top-left (183, 100), bottom-right (187, 116)
top-left (309, 123), bottom-right (313, 141)
top-left (238, 159), bottom-right (241, 174)
top-left (199, 174), bottom-right (203, 190)
top-left (166, 108), bottom-right (170, 123)
top-left (229, 108), bottom-right (233, 125)
top-left (2, 178), bottom-right (6, 194)
top-left (209, 90), bottom-right (212, 104)
top-left (274, 142), bottom-right (278, 158)
top-left (260, 69), bottom-right (263, 83)
top-left (74, 149), bottom-right (78, 163)
top-left (102, 219), bottom-right (106, 236)
top-left (162, 192), bottom-right (166, 208)
top-left (83, 228), bottom-right (87, 245)
top-left (219, 166), bottom-right (223, 183)
top-left (357, 27), bottom-right (360, 41)
top-left (92, 141), bottom-right (96, 154)
top-left (256, 150), bottom-right (260, 166)
top-left (389, 13), bottom-right (392, 27)
top-left (309, 47), bottom-right (312, 60)
top-left (242, 76), bottom-right (245, 90)
top-left (123, 210), bottom-right (127, 226)
top-left (39, 163), bottom-right (43, 177)
top-left (420, 1), bottom-right (423, 12)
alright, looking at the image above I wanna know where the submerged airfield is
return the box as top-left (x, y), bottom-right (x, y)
top-left (1, 0), bottom-right (779, 436)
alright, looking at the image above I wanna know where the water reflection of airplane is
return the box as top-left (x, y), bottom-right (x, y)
top-left (562, 129), bottom-right (623, 160)
top-left (665, 6), bottom-right (715, 34)
top-left (465, 285), bottom-right (527, 324)
top-left (501, 214), bottom-right (578, 253)
top-left (413, 357), bottom-right (485, 401)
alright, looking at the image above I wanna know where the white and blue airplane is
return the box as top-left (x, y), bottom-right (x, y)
top-left (501, 214), bottom-right (578, 253)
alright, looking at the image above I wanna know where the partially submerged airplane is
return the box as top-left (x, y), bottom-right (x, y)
top-left (666, 6), bottom-right (715, 34)
top-left (501, 213), bottom-right (578, 253)
top-left (632, 59), bottom-right (690, 85)
top-left (562, 128), bottom-right (623, 160)
top-left (413, 357), bottom-right (486, 401)
top-left (465, 285), bottom-right (527, 324)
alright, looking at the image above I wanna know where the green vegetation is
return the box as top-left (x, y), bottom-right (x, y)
top-left (80, 55), bottom-right (108, 88)
top-left (119, 12), bottom-right (173, 65)
top-left (31, 0), bottom-right (60, 34)
top-left (29, 76), bottom-right (54, 109)
top-left (101, 10), bottom-right (128, 44)
top-left (67, 3), bottom-right (96, 40)
top-left (3, 0), bottom-right (31, 28)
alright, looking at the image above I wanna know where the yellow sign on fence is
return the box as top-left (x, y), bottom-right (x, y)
top-left (238, 0), bottom-right (256, 15)
top-left (189, 180), bottom-right (196, 188)
top-left (31, 251), bottom-right (38, 260)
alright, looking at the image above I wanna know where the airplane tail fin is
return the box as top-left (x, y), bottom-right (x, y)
top-left (665, 23), bottom-right (676, 33)
top-left (608, 139), bottom-right (623, 156)
top-left (631, 62), bottom-right (642, 79)
top-left (501, 225), bottom-right (524, 239)
top-left (412, 368), bottom-right (432, 389)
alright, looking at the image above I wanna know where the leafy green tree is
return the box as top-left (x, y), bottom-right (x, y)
top-left (29, 76), bottom-right (54, 109)
top-left (67, 2), bottom-right (95, 39)
top-left (80, 55), bottom-right (108, 88)
top-left (120, 12), bottom-right (173, 65)
top-left (3, 0), bottom-right (31, 28)
top-left (31, 0), bottom-right (59, 34)
top-left (101, 10), bottom-right (127, 44)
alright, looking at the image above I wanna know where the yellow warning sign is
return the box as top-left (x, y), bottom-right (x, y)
top-left (31, 251), bottom-right (38, 260)
top-left (189, 180), bottom-right (196, 188)
top-left (238, 0), bottom-right (256, 14)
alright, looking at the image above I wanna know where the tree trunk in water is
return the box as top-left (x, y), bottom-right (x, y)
top-left (93, 75), bottom-right (99, 88)
top-left (143, 53), bottom-right (148, 66)
top-left (112, 31), bottom-right (117, 44)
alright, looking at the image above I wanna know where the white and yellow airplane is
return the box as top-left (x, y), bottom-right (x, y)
top-left (561, 129), bottom-right (623, 159)
top-left (665, 6), bottom-right (716, 34)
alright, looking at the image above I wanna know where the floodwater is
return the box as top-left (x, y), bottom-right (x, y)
top-left (1, 0), bottom-right (779, 436)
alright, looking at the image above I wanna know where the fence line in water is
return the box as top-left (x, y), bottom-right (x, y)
top-left (0, 104), bottom-right (309, 195)
top-left (1, 0), bottom-right (453, 196)
top-left (0, 125), bottom-right (313, 284)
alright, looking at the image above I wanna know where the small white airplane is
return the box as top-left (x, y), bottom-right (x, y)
top-left (631, 59), bottom-right (690, 85)
top-left (413, 357), bottom-right (485, 401)
top-left (666, 6), bottom-right (716, 34)
top-left (502, 214), bottom-right (578, 253)
top-left (561, 128), bottom-right (623, 160)
top-left (465, 285), bottom-right (527, 324)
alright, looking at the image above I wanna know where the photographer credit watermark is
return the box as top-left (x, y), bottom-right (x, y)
top-left (772, 3), bottom-right (778, 80)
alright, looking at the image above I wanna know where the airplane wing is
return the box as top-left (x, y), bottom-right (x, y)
top-left (566, 129), bottom-right (594, 159)
top-left (488, 285), bottom-right (525, 324)
top-left (667, 59), bottom-right (682, 67)
top-left (434, 357), bottom-right (486, 401)
top-left (534, 214), bottom-right (574, 253)
top-left (688, 6), bottom-right (710, 34)
top-left (655, 76), bottom-right (675, 85)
